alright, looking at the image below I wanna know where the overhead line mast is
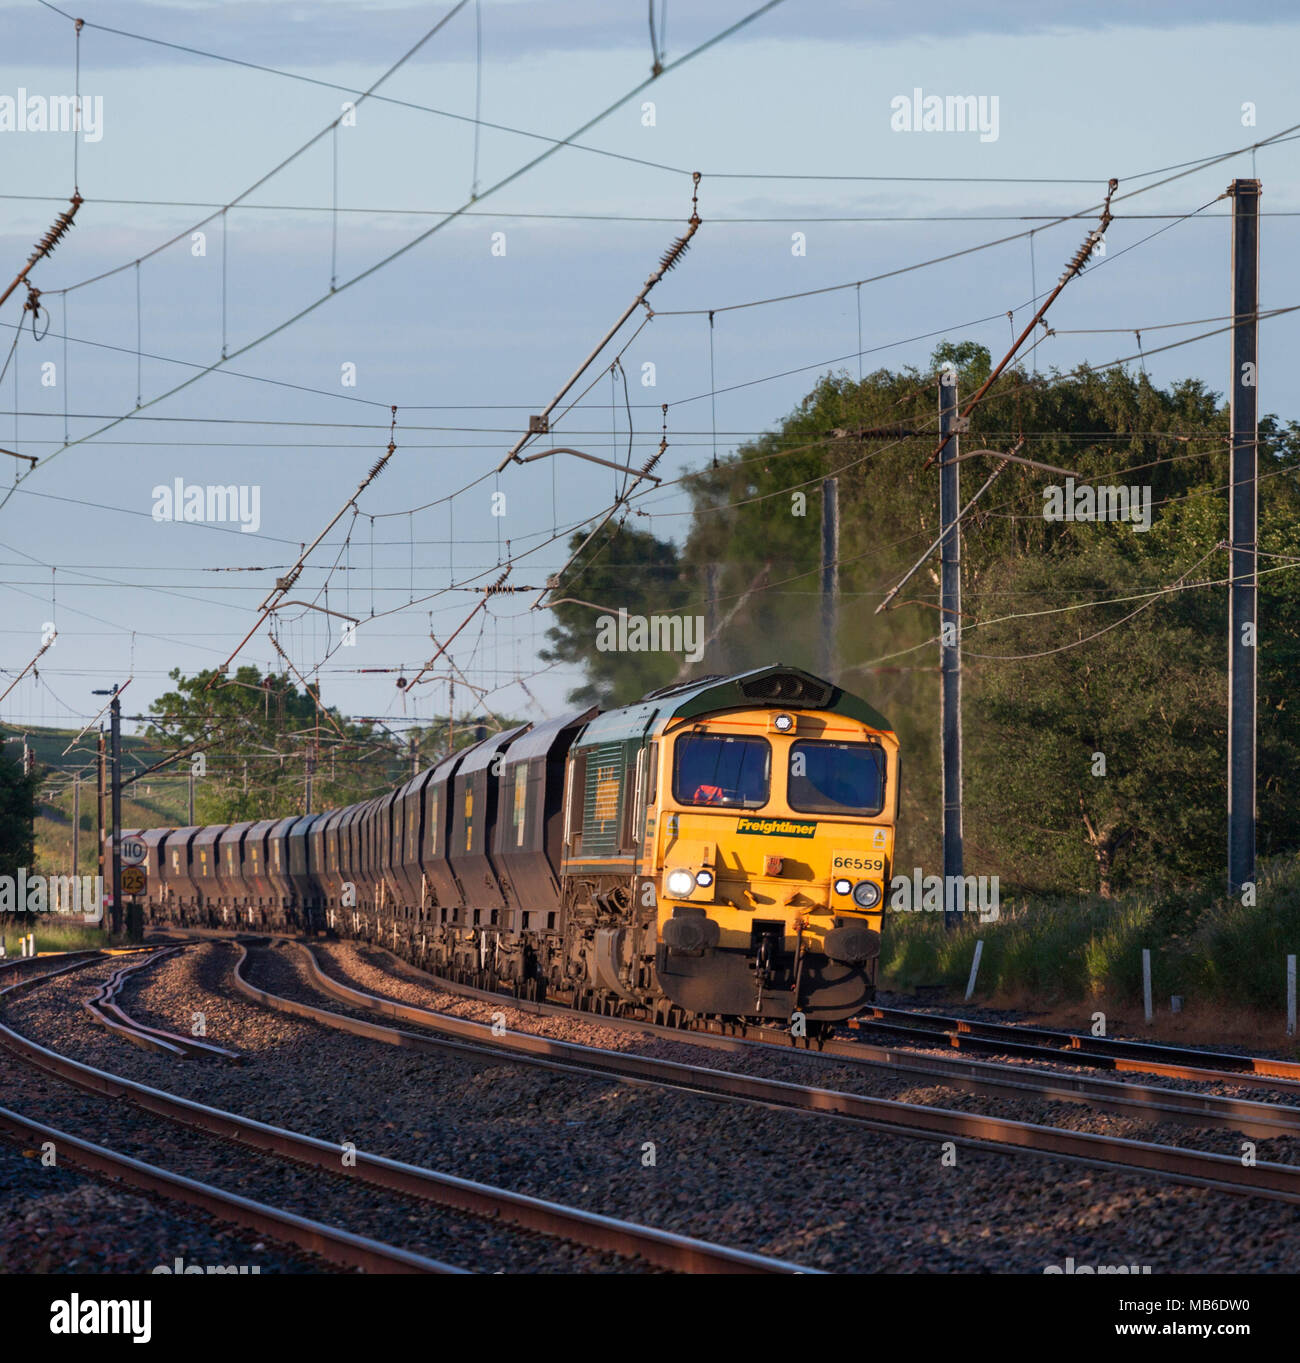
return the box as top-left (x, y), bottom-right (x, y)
top-left (1227, 178), bottom-right (1261, 898)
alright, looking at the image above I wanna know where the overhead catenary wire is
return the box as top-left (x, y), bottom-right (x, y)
top-left (494, 184), bottom-right (702, 475)
top-left (3, 1), bottom-right (787, 512)
top-left (12, 13), bottom-right (1297, 736)
top-left (12, 192), bottom-right (1300, 223)
top-left (206, 410), bottom-right (401, 685)
top-left (851, 556), bottom-right (1300, 674)
top-left (34, 0), bottom-right (692, 183)
top-left (652, 122), bottom-right (1300, 320)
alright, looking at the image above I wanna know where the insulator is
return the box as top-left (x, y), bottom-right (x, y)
top-left (657, 227), bottom-right (696, 276)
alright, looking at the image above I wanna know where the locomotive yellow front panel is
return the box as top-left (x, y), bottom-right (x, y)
top-left (649, 707), bottom-right (898, 1021)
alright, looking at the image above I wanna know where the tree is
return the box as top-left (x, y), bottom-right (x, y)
top-left (0, 741), bottom-right (36, 884)
top-left (536, 349), bottom-right (1300, 895)
top-left (966, 535), bottom-right (1225, 896)
top-left (539, 520), bottom-right (695, 708)
top-left (143, 667), bottom-right (400, 822)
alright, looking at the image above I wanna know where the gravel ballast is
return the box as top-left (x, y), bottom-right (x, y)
top-left (0, 953), bottom-right (649, 1274)
top-left (3, 937), bottom-right (1294, 1273)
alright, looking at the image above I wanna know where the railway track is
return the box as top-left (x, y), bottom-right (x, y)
top-left (0, 1103), bottom-right (462, 1275)
top-left (229, 935), bottom-right (1300, 1207)
top-left (0, 950), bottom-right (807, 1275)
top-left (850, 1005), bottom-right (1300, 1090)
top-left (0, 953), bottom-right (458, 1274)
top-left (84, 947), bottom-right (242, 1060)
top-left (304, 935), bottom-right (1300, 1140)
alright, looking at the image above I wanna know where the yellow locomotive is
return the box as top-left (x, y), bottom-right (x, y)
top-left (561, 666), bottom-right (899, 1025)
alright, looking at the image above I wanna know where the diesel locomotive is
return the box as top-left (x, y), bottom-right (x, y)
top-left (134, 666), bottom-right (900, 1024)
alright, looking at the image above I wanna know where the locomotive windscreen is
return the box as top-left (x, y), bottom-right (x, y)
top-left (673, 734), bottom-right (770, 808)
top-left (787, 740), bottom-right (885, 816)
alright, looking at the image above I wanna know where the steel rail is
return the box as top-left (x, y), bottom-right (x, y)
top-left (169, 928), bottom-right (1300, 1138)
top-left (0, 950), bottom-right (805, 1276)
top-left (0, 948), bottom-right (105, 976)
top-left (236, 940), bottom-right (1300, 1206)
top-left (0, 950), bottom-right (460, 1274)
top-left (298, 938), bottom-right (1300, 1141)
top-left (84, 947), bottom-right (242, 1060)
top-left (1, 949), bottom-right (154, 1001)
top-left (851, 1007), bottom-right (1300, 1090)
top-left (0, 1104), bottom-right (462, 1274)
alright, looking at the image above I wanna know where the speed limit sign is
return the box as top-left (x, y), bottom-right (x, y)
top-left (119, 837), bottom-right (146, 866)
top-left (121, 865), bottom-right (147, 895)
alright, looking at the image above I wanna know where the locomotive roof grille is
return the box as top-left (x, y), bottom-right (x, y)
top-left (738, 672), bottom-right (832, 707)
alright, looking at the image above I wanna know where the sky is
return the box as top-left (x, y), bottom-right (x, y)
top-left (0, 0), bottom-right (1297, 752)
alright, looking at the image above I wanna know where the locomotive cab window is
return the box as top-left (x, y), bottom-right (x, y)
top-left (787, 740), bottom-right (885, 815)
top-left (672, 734), bottom-right (770, 809)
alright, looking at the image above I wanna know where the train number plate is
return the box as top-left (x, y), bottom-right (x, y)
top-left (831, 853), bottom-right (886, 873)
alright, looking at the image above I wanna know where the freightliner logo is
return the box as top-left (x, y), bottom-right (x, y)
top-left (735, 816), bottom-right (817, 838)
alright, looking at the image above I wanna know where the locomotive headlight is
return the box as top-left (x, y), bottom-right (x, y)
top-left (851, 880), bottom-right (882, 909)
top-left (833, 877), bottom-right (852, 897)
top-left (665, 868), bottom-right (696, 898)
top-left (694, 869), bottom-right (715, 888)
top-left (773, 712), bottom-right (794, 732)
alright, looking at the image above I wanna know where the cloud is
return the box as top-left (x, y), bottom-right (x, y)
top-left (4, 0), bottom-right (1296, 74)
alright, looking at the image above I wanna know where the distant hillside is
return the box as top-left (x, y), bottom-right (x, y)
top-left (4, 722), bottom-right (200, 877)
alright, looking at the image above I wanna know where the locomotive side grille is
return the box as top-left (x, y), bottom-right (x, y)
top-left (582, 741), bottom-right (625, 857)
top-left (739, 672), bottom-right (832, 707)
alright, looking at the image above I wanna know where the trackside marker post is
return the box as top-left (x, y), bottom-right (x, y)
top-left (1142, 949), bottom-right (1153, 1023)
top-left (964, 940), bottom-right (984, 1001)
top-left (1288, 955), bottom-right (1296, 1038)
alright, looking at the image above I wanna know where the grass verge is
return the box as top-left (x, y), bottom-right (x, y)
top-left (879, 852), bottom-right (1300, 1038)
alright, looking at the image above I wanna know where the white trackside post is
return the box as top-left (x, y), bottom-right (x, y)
top-left (964, 940), bottom-right (984, 1001)
top-left (1287, 955), bottom-right (1296, 1038)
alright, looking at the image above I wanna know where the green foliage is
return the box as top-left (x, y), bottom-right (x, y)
top-left (143, 666), bottom-right (401, 823)
top-left (881, 854), bottom-right (1300, 1012)
top-left (1, 919), bottom-right (111, 955)
top-left (543, 350), bottom-right (1300, 899)
top-left (0, 742), bottom-right (36, 882)
top-left (539, 520), bottom-right (693, 707)
top-left (1182, 855), bottom-right (1300, 1003)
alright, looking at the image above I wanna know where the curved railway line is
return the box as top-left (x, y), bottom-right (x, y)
top-left (84, 947), bottom-right (242, 1060)
top-left (303, 932), bottom-right (1300, 1144)
top-left (278, 930), bottom-right (1300, 1141)
top-left (850, 1005), bottom-right (1300, 1089)
top-left (224, 933), bottom-right (1300, 1207)
top-left (0, 949), bottom-right (810, 1276)
top-left (12, 933), bottom-right (1300, 1276)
